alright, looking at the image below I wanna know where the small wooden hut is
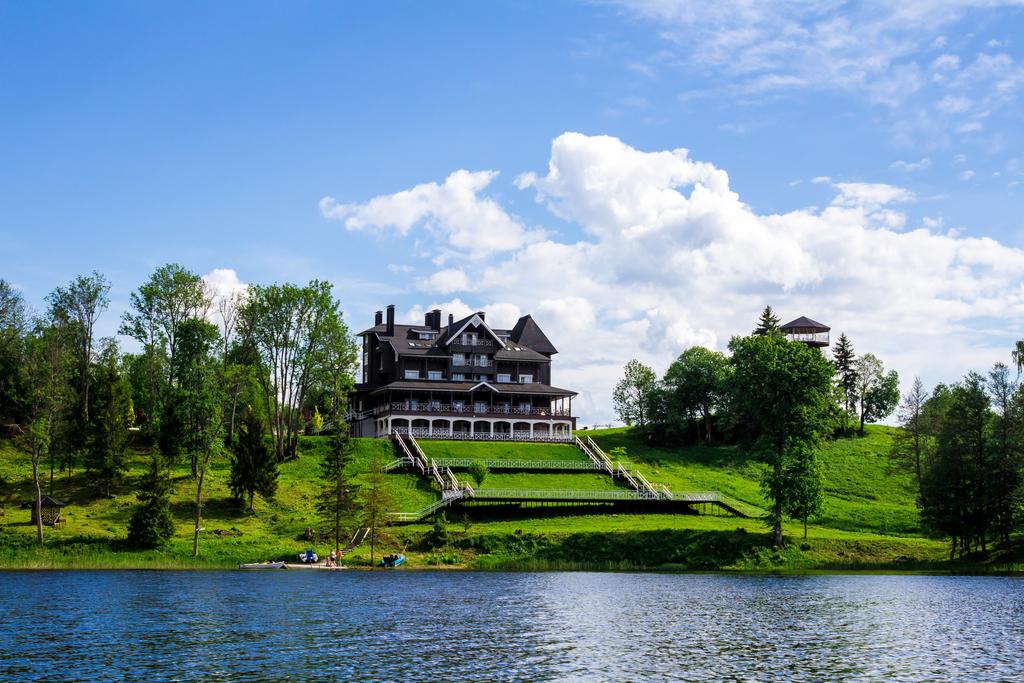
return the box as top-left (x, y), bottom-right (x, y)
top-left (31, 496), bottom-right (66, 527)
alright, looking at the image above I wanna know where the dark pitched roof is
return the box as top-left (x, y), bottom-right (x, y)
top-left (780, 316), bottom-right (830, 332)
top-left (40, 496), bottom-right (65, 507)
top-left (510, 315), bottom-right (557, 355)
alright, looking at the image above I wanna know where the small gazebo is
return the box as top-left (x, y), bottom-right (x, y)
top-left (31, 496), bottom-right (66, 527)
top-left (780, 316), bottom-right (830, 348)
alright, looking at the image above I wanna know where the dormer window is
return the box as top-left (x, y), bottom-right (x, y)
top-left (419, 332), bottom-right (437, 340)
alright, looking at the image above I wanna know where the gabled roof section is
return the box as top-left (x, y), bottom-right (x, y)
top-left (468, 381), bottom-right (499, 393)
top-left (780, 316), bottom-right (830, 332)
top-left (444, 313), bottom-right (504, 346)
top-left (510, 315), bottom-right (557, 355)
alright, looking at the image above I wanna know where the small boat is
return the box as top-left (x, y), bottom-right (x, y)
top-left (238, 561), bottom-right (286, 570)
top-left (380, 553), bottom-right (405, 567)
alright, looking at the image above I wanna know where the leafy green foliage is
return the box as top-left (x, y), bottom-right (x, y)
top-left (467, 460), bottom-right (489, 487)
top-left (613, 359), bottom-right (657, 428)
top-left (85, 339), bottom-right (132, 496)
top-left (729, 333), bottom-right (836, 546)
top-left (660, 346), bottom-right (730, 443)
top-left (238, 280), bottom-right (356, 461)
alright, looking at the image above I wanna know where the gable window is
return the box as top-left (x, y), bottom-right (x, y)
top-left (497, 373), bottom-right (511, 383)
top-left (519, 374), bottom-right (533, 384)
top-left (428, 371), bottom-right (443, 381)
top-left (404, 370), bottom-right (420, 380)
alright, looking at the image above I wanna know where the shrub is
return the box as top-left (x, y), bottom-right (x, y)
top-left (467, 460), bottom-right (489, 488)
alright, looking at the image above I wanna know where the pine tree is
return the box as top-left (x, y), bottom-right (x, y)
top-left (752, 306), bottom-right (780, 336)
top-left (318, 425), bottom-right (357, 553)
top-left (229, 407), bottom-right (278, 511)
top-left (127, 456), bottom-right (175, 549)
top-left (85, 339), bottom-right (132, 497)
top-left (832, 333), bottom-right (857, 434)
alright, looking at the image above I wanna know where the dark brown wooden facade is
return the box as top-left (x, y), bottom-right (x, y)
top-left (350, 305), bottom-right (576, 441)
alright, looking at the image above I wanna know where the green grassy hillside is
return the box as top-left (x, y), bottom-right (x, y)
top-left (586, 425), bottom-right (920, 535)
top-left (0, 427), bottom-right (995, 571)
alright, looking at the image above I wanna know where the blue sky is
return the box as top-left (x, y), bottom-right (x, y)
top-left (3, 1), bottom-right (1024, 423)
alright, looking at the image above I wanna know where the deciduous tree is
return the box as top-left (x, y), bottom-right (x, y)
top-left (238, 280), bottom-right (356, 461)
top-left (662, 346), bottom-right (730, 443)
top-left (854, 353), bottom-right (899, 435)
top-left (613, 359), bottom-right (657, 430)
top-left (729, 334), bottom-right (835, 547)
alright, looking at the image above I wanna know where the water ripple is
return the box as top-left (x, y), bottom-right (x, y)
top-left (1, 571), bottom-right (1023, 681)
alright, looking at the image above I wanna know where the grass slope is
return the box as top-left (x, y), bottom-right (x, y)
top-left (0, 426), bottom-right (999, 572)
top-left (587, 425), bottom-right (921, 536)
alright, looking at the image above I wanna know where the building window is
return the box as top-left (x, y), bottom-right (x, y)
top-left (476, 354), bottom-right (489, 366)
top-left (452, 373), bottom-right (465, 381)
top-left (453, 353), bottom-right (467, 366)
top-left (453, 401), bottom-right (465, 412)
top-left (428, 371), bottom-right (443, 381)
top-left (404, 370), bottom-right (420, 380)
top-left (519, 374), bottom-right (533, 384)
top-left (474, 401), bottom-right (486, 413)
top-left (520, 402), bottom-right (532, 413)
top-left (497, 373), bottom-right (511, 383)
top-left (409, 399), bottom-right (419, 410)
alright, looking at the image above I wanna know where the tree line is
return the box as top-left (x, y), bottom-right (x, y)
top-left (892, 359), bottom-right (1024, 559)
top-left (612, 306), bottom-right (900, 546)
top-left (0, 266), bottom-right (358, 555)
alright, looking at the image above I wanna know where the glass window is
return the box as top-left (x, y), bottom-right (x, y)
top-left (497, 373), bottom-right (511, 383)
top-left (452, 373), bottom-right (465, 381)
top-left (519, 374), bottom-right (533, 384)
top-left (474, 402), bottom-right (486, 413)
top-left (428, 371), bottom-right (443, 380)
top-left (453, 353), bottom-right (466, 366)
top-left (404, 370), bottom-right (420, 380)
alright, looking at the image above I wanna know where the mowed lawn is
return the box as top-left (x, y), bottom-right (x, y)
top-left (586, 425), bottom-right (922, 536)
top-left (417, 440), bottom-right (587, 462)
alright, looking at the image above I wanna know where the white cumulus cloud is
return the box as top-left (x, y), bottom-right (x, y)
top-left (347, 133), bottom-right (1024, 424)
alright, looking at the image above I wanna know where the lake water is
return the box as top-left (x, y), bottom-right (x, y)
top-left (1, 571), bottom-right (1022, 681)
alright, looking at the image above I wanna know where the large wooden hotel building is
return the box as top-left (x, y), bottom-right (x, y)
top-left (349, 305), bottom-right (577, 441)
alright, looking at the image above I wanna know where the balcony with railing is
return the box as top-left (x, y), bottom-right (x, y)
top-left (451, 339), bottom-right (495, 352)
top-left (451, 358), bottom-right (493, 368)
top-left (386, 402), bottom-right (571, 418)
top-left (784, 332), bottom-right (830, 347)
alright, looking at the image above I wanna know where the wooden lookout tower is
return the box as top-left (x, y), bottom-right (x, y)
top-left (780, 316), bottom-right (830, 348)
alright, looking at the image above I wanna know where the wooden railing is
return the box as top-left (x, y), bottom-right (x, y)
top-left (431, 458), bottom-right (615, 471)
top-left (392, 427), bottom-right (574, 443)
top-left (389, 402), bottom-right (570, 418)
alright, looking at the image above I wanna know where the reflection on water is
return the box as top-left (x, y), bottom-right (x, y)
top-left (1, 571), bottom-right (1022, 681)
